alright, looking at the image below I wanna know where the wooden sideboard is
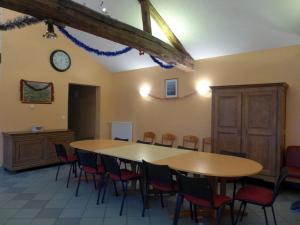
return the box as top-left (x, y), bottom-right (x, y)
top-left (211, 83), bottom-right (287, 182)
top-left (3, 130), bottom-right (74, 172)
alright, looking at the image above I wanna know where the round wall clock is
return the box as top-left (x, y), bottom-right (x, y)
top-left (50, 50), bottom-right (71, 72)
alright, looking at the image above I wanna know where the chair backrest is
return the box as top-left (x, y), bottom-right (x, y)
top-left (177, 173), bottom-right (214, 207)
top-left (154, 142), bottom-right (173, 148)
top-left (142, 160), bottom-right (173, 185)
top-left (162, 133), bottom-right (176, 146)
top-left (137, 140), bottom-right (152, 145)
top-left (220, 150), bottom-right (247, 158)
top-left (183, 135), bottom-right (199, 150)
top-left (272, 167), bottom-right (288, 203)
top-left (143, 131), bottom-right (156, 144)
top-left (76, 150), bottom-right (98, 169)
top-left (286, 146), bottom-right (300, 167)
top-left (54, 144), bottom-right (68, 159)
top-left (202, 137), bottom-right (212, 152)
top-left (114, 137), bottom-right (129, 142)
top-left (102, 155), bottom-right (121, 177)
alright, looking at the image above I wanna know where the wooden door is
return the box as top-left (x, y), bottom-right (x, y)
top-left (242, 87), bottom-right (277, 177)
top-left (212, 89), bottom-right (243, 154)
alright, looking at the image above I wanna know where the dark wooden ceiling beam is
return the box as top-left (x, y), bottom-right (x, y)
top-left (139, 0), bottom-right (152, 33)
top-left (147, 1), bottom-right (190, 55)
top-left (0, 0), bottom-right (194, 70)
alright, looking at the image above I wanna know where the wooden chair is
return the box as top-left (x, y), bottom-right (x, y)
top-left (143, 131), bottom-right (156, 144)
top-left (161, 133), bottom-right (176, 147)
top-left (202, 137), bottom-right (212, 152)
top-left (178, 135), bottom-right (199, 151)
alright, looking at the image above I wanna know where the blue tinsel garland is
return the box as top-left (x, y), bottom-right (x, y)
top-left (149, 55), bottom-right (174, 69)
top-left (58, 26), bottom-right (133, 57)
top-left (0, 16), bottom-right (43, 31)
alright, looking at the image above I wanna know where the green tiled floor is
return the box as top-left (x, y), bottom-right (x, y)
top-left (0, 166), bottom-right (299, 225)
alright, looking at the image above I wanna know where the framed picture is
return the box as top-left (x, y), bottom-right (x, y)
top-left (165, 78), bottom-right (178, 98)
top-left (20, 79), bottom-right (54, 104)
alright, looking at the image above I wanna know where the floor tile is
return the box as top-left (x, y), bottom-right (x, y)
top-left (14, 209), bottom-right (41, 218)
top-left (2, 200), bottom-right (28, 209)
top-left (82, 207), bottom-right (105, 218)
top-left (103, 217), bottom-right (126, 225)
top-left (12, 193), bottom-right (36, 201)
top-left (54, 218), bottom-right (80, 225)
top-left (36, 208), bottom-right (63, 218)
top-left (79, 218), bottom-right (103, 225)
top-left (60, 208), bottom-right (85, 218)
top-left (23, 200), bottom-right (48, 209)
top-left (30, 218), bottom-right (56, 225)
top-left (4, 218), bottom-right (32, 225)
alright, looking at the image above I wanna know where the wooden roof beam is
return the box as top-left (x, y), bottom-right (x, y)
top-left (139, 0), bottom-right (152, 33)
top-left (0, 0), bottom-right (194, 71)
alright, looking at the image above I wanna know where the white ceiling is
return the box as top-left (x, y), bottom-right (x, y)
top-left (68, 0), bottom-right (300, 72)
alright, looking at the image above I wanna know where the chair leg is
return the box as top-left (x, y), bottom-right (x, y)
top-left (55, 165), bottom-right (60, 181)
top-left (66, 163), bottom-right (73, 188)
top-left (139, 178), bottom-right (145, 217)
top-left (75, 168), bottom-right (82, 197)
top-left (263, 207), bottom-right (269, 225)
top-left (240, 202), bottom-right (247, 222)
top-left (74, 162), bottom-right (77, 178)
top-left (173, 194), bottom-right (184, 225)
top-left (84, 172), bottom-right (89, 183)
top-left (97, 174), bottom-right (105, 205)
top-left (189, 202), bottom-right (194, 220)
top-left (113, 181), bottom-right (119, 197)
top-left (101, 175), bottom-right (109, 204)
top-left (159, 191), bottom-right (164, 208)
top-left (142, 183), bottom-right (149, 217)
top-left (120, 181), bottom-right (128, 216)
top-left (235, 202), bottom-right (244, 225)
top-left (216, 206), bottom-right (225, 225)
top-left (92, 174), bottom-right (97, 190)
top-left (194, 204), bottom-right (198, 223)
top-left (271, 206), bottom-right (277, 225)
top-left (230, 203), bottom-right (234, 225)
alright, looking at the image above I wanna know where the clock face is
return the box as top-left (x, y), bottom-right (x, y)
top-left (50, 50), bottom-right (71, 72)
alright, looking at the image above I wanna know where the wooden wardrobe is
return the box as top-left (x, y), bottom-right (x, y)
top-left (211, 83), bottom-right (287, 181)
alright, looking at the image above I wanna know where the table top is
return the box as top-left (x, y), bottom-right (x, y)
top-left (154, 151), bottom-right (263, 178)
top-left (70, 139), bottom-right (262, 178)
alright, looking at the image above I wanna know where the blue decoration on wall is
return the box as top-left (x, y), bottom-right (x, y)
top-left (149, 55), bottom-right (174, 69)
top-left (57, 26), bottom-right (133, 57)
top-left (0, 16), bottom-right (42, 31)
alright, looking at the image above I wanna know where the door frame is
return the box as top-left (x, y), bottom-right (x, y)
top-left (68, 83), bottom-right (101, 139)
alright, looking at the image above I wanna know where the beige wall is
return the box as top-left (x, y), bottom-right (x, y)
top-left (112, 45), bottom-right (300, 148)
top-left (0, 10), bottom-right (114, 165)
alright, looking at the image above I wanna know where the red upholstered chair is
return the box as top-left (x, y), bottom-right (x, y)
top-left (173, 173), bottom-right (233, 225)
top-left (285, 146), bottom-right (300, 180)
top-left (54, 144), bottom-right (78, 188)
top-left (234, 168), bottom-right (288, 225)
top-left (101, 155), bottom-right (144, 216)
top-left (75, 150), bottom-right (105, 203)
top-left (142, 160), bottom-right (178, 217)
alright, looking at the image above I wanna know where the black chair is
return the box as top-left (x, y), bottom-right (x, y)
top-left (142, 160), bottom-right (178, 216)
top-left (137, 140), bottom-right (152, 145)
top-left (154, 143), bottom-right (173, 148)
top-left (101, 155), bottom-right (144, 216)
top-left (234, 168), bottom-right (288, 225)
top-left (177, 146), bottom-right (198, 151)
top-left (75, 150), bottom-right (105, 204)
top-left (173, 173), bottom-right (233, 225)
top-left (54, 144), bottom-right (77, 188)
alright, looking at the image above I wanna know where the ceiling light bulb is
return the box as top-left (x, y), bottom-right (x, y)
top-left (102, 8), bottom-right (107, 13)
top-left (139, 84), bottom-right (151, 98)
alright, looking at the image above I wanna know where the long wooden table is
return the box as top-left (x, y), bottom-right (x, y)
top-left (70, 139), bottom-right (262, 178)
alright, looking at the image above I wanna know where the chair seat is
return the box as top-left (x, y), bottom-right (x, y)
top-left (287, 166), bottom-right (300, 179)
top-left (83, 164), bottom-right (105, 174)
top-left (109, 169), bottom-right (140, 181)
top-left (59, 155), bottom-right (77, 163)
top-left (184, 194), bottom-right (231, 208)
top-left (151, 181), bottom-right (178, 192)
top-left (235, 186), bottom-right (273, 206)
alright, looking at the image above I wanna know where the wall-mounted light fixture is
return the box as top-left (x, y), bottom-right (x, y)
top-left (139, 84), bottom-right (151, 98)
top-left (196, 79), bottom-right (211, 97)
top-left (43, 21), bottom-right (57, 39)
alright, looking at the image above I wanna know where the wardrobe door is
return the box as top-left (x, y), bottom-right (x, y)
top-left (212, 89), bottom-right (243, 154)
top-left (243, 87), bottom-right (277, 177)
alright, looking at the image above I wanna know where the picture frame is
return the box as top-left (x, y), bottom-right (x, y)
top-left (165, 78), bottom-right (178, 98)
top-left (20, 79), bottom-right (54, 104)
